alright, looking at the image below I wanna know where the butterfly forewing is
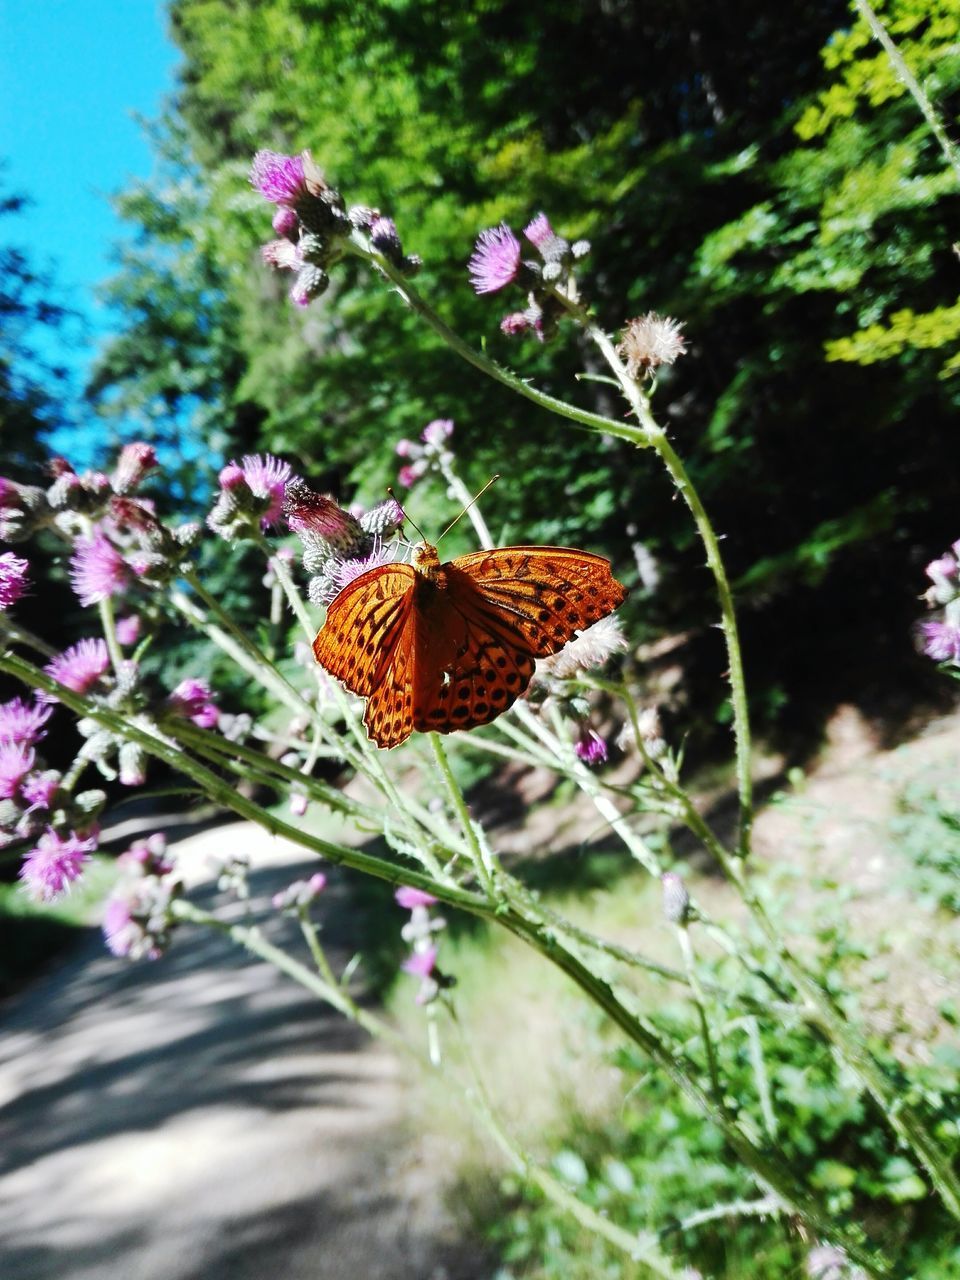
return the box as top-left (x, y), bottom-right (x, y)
top-left (312, 563), bottom-right (415, 696)
top-left (450, 547), bottom-right (627, 656)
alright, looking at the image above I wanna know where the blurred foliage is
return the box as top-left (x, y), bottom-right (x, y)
top-left (85, 0), bottom-right (960, 744)
top-left (490, 946), bottom-right (960, 1278)
top-left (891, 778), bottom-right (960, 912)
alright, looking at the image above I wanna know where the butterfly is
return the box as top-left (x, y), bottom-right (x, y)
top-left (313, 540), bottom-right (627, 749)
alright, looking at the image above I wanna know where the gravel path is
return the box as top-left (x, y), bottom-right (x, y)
top-left (0, 821), bottom-right (479, 1280)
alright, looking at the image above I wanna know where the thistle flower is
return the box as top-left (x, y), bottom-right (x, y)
top-left (69, 531), bottom-right (130, 606)
top-left (468, 224), bottom-right (522, 294)
top-left (250, 149), bottom-right (307, 205)
top-left (0, 697), bottom-right (52, 744)
top-left (261, 238), bottom-right (303, 271)
top-left (575, 728), bottom-right (608, 765)
top-left (395, 885), bottom-right (438, 909)
top-left (167, 678), bottom-right (219, 729)
top-left (329, 541), bottom-right (396, 593)
top-left (921, 619), bottom-right (960, 662)
top-left (284, 481), bottom-right (365, 556)
top-left (0, 741), bottom-right (35, 799)
top-left (21, 770), bottom-right (60, 810)
top-left (238, 453), bottom-right (293, 528)
top-left (272, 206), bottom-right (300, 238)
top-left (19, 827), bottom-right (98, 901)
top-left (524, 212), bottom-right (555, 251)
top-left (272, 871), bottom-right (327, 912)
top-left (369, 216), bottom-right (402, 258)
top-left (538, 616), bottom-right (627, 681)
top-left (0, 552), bottom-right (30, 609)
top-left (115, 615), bottom-right (141, 647)
top-left (120, 833), bottom-right (174, 876)
top-left (102, 873), bottom-right (180, 960)
top-left (617, 313), bottom-right (688, 378)
top-left (41, 638), bottom-right (111, 701)
top-left (111, 442), bottom-right (158, 494)
top-left (401, 945), bottom-right (437, 979)
top-left (358, 498), bottom-right (405, 539)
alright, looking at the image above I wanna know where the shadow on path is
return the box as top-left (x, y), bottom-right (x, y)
top-left (0, 822), bottom-right (484, 1280)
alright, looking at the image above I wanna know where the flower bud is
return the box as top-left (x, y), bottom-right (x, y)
top-left (661, 871), bottom-right (690, 924)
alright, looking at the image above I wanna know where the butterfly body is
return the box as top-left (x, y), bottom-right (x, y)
top-left (313, 541), bottom-right (627, 748)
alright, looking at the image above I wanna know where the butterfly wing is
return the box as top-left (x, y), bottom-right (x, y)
top-left (449, 546), bottom-right (627, 656)
top-left (313, 562), bottom-right (415, 696)
top-left (411, 546), bottom-right (627, 736)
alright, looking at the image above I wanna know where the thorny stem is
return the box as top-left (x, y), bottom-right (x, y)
top-left (677, 924), bottom-right (723, 1107)
top-left (853, 0), bottom-right (960, 188)
top-left (430, 732), bottom-right (498, 896)
top-left (562, 297), bottom-right (753, 858)
top-left (352, 239), bottom-right (653, 449)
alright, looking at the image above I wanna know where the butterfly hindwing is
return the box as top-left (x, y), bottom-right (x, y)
top-left (312, 563), bottom-right (415, 697)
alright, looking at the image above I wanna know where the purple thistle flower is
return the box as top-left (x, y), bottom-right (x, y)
top-left (167, 678), bottom-right (219, 729)
top-left (524, 212), bottom-right (554, 250)
top-left (41, 638), bottom-right (111, 702)
top-left (329, 542), bottom-right (395, 593)
top-left (284, 482), bottom-right (364, 548)
top-left (240, 453), bottom-right (293, 527)
top-left (69, 531), bottom-right (130, 607)
top-left (0, 552), bottom-right (30, 610)
top-left (395, 885), bottom-right (438, 909)
top-left (0, 741), bottom-right (35, 799)
top-left (261, 238), bottom-right (303, 271)
top-left (401, 946), bottom-right (438, 979)
top-left (369, 216), bottom-right (402, 256)
top-left (21, 770), bottom-right (60, 810)
top-left (250, 149), bottom-right (307, 205)
top-left (921, 620), bottom-right (960, 661)
top-left (272, 206), bottom-right (300, 238)
top-left (119, 833), bottom-right (173, 876)
top-left (500, 311), bottom-right (532, 336)
top-left (468, 224), bottom-right (522, 294)
top-left (271, 871), bottom-right (327, 911)
top-left (397, 461), bottom-right (428, 489)
top-left (575, 728), bottom-right (609, 766)
top-left (111, 442), bottom-right (158, 494)
top-left (0, 697), bottom-right (52, 744)
top-left (115, 614), bottom-right (141, 647)
top-left (219, 462), bottom-right (246, 491)
top-left (421, 417), bottom-right (454, 448)
top-left (102, 895), bottom-right (138, 957)
top-left (19, 827), bottom-right (97, 901)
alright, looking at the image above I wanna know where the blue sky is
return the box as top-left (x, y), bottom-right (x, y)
top-left (0, 0), bottom-right (179, 445)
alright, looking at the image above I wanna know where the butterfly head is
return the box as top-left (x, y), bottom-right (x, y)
top-left (412, 540), bottom-right (442, 580)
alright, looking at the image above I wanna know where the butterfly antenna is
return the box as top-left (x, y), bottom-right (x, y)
top-left (436, 475), bottom-right (500, 544)
top-left (386, 487), bottom-right (429, 543)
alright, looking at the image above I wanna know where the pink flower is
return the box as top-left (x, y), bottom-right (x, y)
top-left (395, 885), bottom-right (438, 909)
top-left (0, 741), bottom-right (35, 799)
top-left (167, 678), bottom-right (219, 729)
top-left (468, 224), bottom-right (522, 294)
top-left (218, 462), bottom-right (246, 490)
top-left (240, 453), bottom-right (293, 527)
top-left (19, 827), bottom-right (97, 901)
top-left (69, 531), bottom-right (130, 606)
top-left (397, 461), bottom-right (427, 489)
top-left (271, 871), bottom-right (327, 911)
top-left (111, 443), bottom-right (157, 494)
top-left (0, 552), bottom-right (30, 610)
top-left (261, 239), bottom-right (303, 270)
top-left (250, 150), bottom-right (307, 205)
top-left (41, 638), bottom-right (111, 702)
top-left (421, 418), bottom-right (454, 448)
top-left (0, 697), bottom-right (52, 744)
top-left (329, 542), bottom-right (396, 594)
top-left (119, 833), bottom-right (173, 876)
top-left (575, 728), bottom-right (608, 766)
top-left (102, 895), bottom-right (138, 957)
top-left (272, 206), bottom-right (299, 237)
top-left (401, 946), bottom-right (437, 979)
top-left (115, 615), bottom-right (141, 646)
top-left (524, 212), bottom-right (555, 249)
top-left (21, 770), bottom-right (60, 810)
top-left (284, 482), bottom-right (364, 548)
top-left (921, 620), bottom-right (960, 661)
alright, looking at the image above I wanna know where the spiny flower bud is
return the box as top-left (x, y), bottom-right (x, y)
top-left (111, 443), bottom-right (158, 494)
top-left (358, 498), bottom-right (404, 538)
top-left (661, 871), bottom-right (690, 924)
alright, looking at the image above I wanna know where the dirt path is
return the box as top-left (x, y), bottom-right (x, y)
top-left (0, 822), bottom-right (477, 1280)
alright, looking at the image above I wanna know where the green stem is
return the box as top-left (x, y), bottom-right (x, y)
top-left (0, 620), bottom-right (57, 658)
top-left (350, 239), bottom-right (652, 448)
top-left (853, 0), bottom-right (960, 188)
top-left (677, 923), bottom-right (723, 1107)
top-left (430, 733), bottom-right (497, 896)
top-left (97, 595), bottom-right (125, 676)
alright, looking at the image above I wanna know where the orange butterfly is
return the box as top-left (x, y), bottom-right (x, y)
top-left (313, 540), bottom-right (627, 749)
